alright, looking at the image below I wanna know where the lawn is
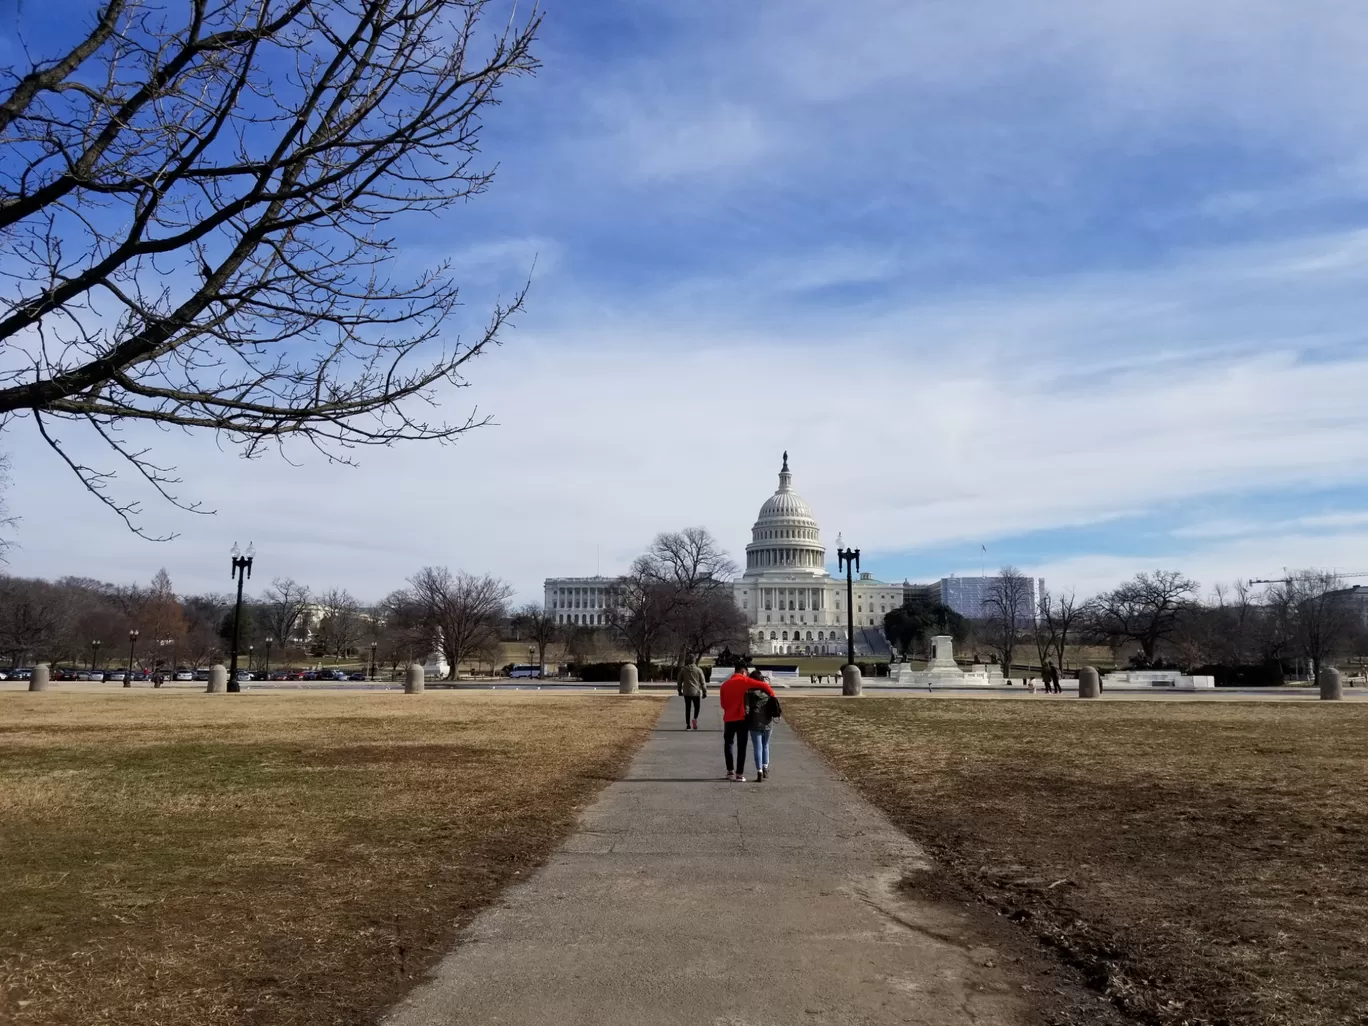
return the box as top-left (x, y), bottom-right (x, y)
top-left (0, 691), bottom-right (661, 1026)
top-left (786, 697), bottom-right (1368, 1026)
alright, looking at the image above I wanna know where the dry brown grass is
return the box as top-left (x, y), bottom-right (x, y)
top-left (0, 691), bottom-right (661, 1026)
top-left (787, 697), bottom-right (1368, 1026)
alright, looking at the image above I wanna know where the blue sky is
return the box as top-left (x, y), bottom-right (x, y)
top-left (8, 0), bottom-right (1368, 602)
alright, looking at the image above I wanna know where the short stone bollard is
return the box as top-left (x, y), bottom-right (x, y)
top-left (1319, 666), bottom-right (1343, 701)
top-left (841, 663), bottom-right (863, 696)
top-left (404, 663), bottom-right (425, 694)
top-left (206, 664), bottom-right (228, 693)
top-left (1077, 665), bottom-right (1100, 699)
top-left (29, 663), bottom-right (50, 692)
top-left (619, 662), bottom-right (639, 694)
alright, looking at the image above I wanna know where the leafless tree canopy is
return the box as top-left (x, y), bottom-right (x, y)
top-left (982, 565), bottom-right (1031, 675)
top-left (608, 528), bottom-right (746, 668)
top-left (1271, 570), bottom-right (1358, 684)
top-left (259, 576), bottom-right (311, 646)
top-left (401, 565), bottom-right (511, 679)
top-left (1093, 570), bottom-right (1198, 666)
top-left (313, 587), bottom-right (363, 657)
top-left (0, 0), bottom-right (540, 535)
top-left (511, 602), bottom-right (557, 669)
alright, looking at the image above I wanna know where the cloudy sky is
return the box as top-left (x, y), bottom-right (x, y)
top-left (8, 0), bottom-right (1368, 604)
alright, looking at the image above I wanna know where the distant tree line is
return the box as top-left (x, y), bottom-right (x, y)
top-left (883, 565), bottom-right (1368, 684)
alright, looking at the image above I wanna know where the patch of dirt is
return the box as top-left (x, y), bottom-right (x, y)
top-left (788, 697), bottom-right (1368, 1026)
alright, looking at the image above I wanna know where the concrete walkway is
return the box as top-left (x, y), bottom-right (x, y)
top-left (384, 697), bottom-right (1025, 1026)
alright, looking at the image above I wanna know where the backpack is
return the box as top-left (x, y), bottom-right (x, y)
top-left (744, 687), bottom-right (774, 728)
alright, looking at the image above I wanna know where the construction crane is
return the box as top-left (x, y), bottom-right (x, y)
top-left (1248, 570), bottom-right (1368, 585)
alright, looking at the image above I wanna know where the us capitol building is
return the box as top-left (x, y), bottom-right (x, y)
top-left (544, 454), bottom-right (903, 657)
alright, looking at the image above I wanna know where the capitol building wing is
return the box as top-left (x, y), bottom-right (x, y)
top-left (544, 454), bottom-right (900, 659)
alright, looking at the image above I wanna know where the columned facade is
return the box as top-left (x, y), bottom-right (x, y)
top-left (544, 454), bottom-right (898, 659)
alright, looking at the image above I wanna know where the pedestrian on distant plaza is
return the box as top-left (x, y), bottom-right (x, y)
top-left (745, 668), bottom-right (782, 781)
top-left (1045, 662), bottom-right (1060, 694)
top-left (677, 655), bottom-right (707, 730)
top-left (719, 660), bottom-right (771, 782)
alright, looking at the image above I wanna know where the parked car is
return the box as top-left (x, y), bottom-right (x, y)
top-left (316, 669), bottom-right (348, 681)
top-left (174, 669), bottom-right (195, 681)
top-left (193, 668), bottom-right (211, 682)
top-left (0, 670), bottom-right (7, 680)
top-left (233, 669), bottom-right (254, 683)
top-left (9, 668), bottom-right (32, 680)
top-left (72, 670), bottom-right (96, 680)
top-left (347, 671), bottom-right (367, 681)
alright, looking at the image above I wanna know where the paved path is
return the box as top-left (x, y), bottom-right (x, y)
top-left (384, 697), bottom-right (1025, 1026)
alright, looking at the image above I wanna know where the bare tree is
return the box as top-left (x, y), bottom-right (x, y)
top-left (1041, 589), bottom-right (1087, 671)
top-left (0, 455), bottom-right (16, 563)
top-left (376, 588), bottom-right (429, 671)
top-left (1094, 570), bottom-right (1198, 667)
top-left (669, 587), bottom-right (750, 668)
top-left (637, 528), bottom-right (739, 590)
top-left (0, 577), bottom-right (73, 666)
top-left (0, 0), bottom-right (540, 536)
top-left (610, 528), bottom-right (740, 668)
top-left (180, 593), bottom-right (228, 666)
top-left (260, 578), bottom-right (311, 648)
top-left (404, 567), bottom-right (512, 680)
top-left (1272, 570), bottom-right (1358, 684)
top-left (313, 588), bottom-right (363, 658)
top-left (143, 568), bottom-right (187, 671)
top-left (512, 603), bottom-right (559, 672)
top-left (982, 566), bottom-right (1032, 675)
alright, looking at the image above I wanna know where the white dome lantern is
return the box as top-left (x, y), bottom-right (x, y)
top-left (743, 452), bottom-right (827, 578)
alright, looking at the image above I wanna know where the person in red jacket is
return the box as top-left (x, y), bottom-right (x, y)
top-left (719, 660), bottom-right (775, 782)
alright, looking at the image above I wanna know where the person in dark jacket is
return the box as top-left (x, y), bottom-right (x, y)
top-left (745, 668), bottom-right (781, 780)
top-left (719, 660), bottom-right (773, 781)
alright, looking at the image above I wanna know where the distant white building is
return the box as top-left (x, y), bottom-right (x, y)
top-left (927, 575), bottom-right (1046, 620)
top-left (544, 454), bottom-right (900, 658)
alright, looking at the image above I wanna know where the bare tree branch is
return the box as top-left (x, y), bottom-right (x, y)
top-left (0, 0), bottom-right (541, 530)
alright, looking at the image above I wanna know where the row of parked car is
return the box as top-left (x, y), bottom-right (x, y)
top-left (1, 667), bottom-right (374, 682)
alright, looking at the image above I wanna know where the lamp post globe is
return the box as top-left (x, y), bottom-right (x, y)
top-left (90, 639), bottom-right (101, 671)
top-left (227, 542), bottom-right (255, 694)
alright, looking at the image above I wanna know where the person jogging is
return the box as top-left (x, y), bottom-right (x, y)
top-left (745, 668), bottom-right (781, 781)
top-left (676, 655), bottom-right (707, 730)
top-left (720, 660), bottom-right (775, 782)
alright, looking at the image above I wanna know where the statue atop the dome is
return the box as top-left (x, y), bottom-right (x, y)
top-left (782, 450), bottom-right (789, 472)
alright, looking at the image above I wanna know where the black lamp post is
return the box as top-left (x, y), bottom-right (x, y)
top-left (264, 636), bottom-right (273, 679)
top-left (124, 629), bottom-right (139, 687)
top-left (835, 533), bottom-right (860, 670)
top-left (369, 640), bottom-right (377, 681)
top-left (228, 541), bottom-right (255, 693)
top-left (248, 644), bottom-right (255, 673)
top-left (90, 639), bottom-right (101, 671)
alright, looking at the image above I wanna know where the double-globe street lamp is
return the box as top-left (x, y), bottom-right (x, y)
top-left (835, 533), bottom-right (861, 692)
top-left (124, 629), bottom-right (140, 687)
top-left (369, 640), bottom-right (378, 681)
top-left (228, 542), bottom-right (255, 694)
top-left (90, 639), bottom-right (101, 671)
top-left (264, 636), bottom-right (274, 680)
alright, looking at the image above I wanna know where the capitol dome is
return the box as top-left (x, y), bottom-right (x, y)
top-left (743, 453), bottom-right (828, 578)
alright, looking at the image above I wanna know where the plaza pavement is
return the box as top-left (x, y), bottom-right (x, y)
top-left (383, 695), bottom-right (1027, 1026)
